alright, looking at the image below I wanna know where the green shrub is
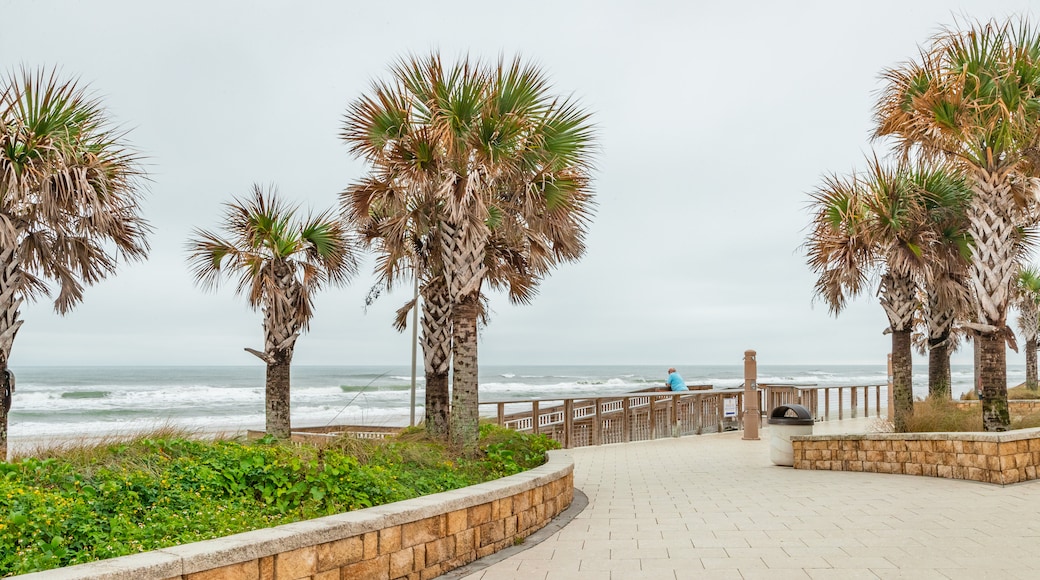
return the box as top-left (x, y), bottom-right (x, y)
top-left (0, 427), bottom-right (559, 575)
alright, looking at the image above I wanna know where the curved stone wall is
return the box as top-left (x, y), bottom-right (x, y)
top-left (17, 451), bottom-right (574, 579)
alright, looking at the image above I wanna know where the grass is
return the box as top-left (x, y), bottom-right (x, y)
top-left (874, 395), bottom-right (1040, 433)
top-left (0, 423), bottom-right (559, 576)
top-left (958, 383), bottom-right (1040, 400)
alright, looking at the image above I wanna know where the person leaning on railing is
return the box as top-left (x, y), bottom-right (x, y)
top-left (665, 368), bottom-right (689, 391)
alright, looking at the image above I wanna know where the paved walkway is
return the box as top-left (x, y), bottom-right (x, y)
top-left (459, 419), bottom-right (1040, 579)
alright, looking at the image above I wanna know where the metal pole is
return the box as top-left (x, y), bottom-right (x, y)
top-left (409, 273), bottom-right (419, 427)
top-left (743, 349), bottom-right (759, 440)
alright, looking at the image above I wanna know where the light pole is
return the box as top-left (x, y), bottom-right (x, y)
top-left (409, 273), bottom-right (419, 427)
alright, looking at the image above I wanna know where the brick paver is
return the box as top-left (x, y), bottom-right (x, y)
top-left (460, 419), bottom-right (1040, 579)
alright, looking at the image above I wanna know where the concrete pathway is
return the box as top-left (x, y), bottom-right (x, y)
top-left (459, 420), bottom-right (1040, 579)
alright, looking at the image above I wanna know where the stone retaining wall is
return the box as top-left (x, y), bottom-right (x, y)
top-left (792, 427), bottom-right (1040, 485)
top-left (19, 452), bottom-right (574, 580)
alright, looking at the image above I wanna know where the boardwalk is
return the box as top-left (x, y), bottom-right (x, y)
top-left (456, 418), bottom-right (1040, 579)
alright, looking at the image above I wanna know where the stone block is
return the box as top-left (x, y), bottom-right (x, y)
top-left (424, 537), bottom-right (455, 566)
top-left (390, 547), bottom-right (415, 578)
top-left (923, 464), bottom-right (937, 477)
top-left (402, 517), bottom-right (443, 548)
top-left (967, 467), bottom-right (985, 482)
top-left (504, 515), bottom-right (518, 538)
top-left (455, 529), bottom-right (475, 558)
top-left (364, 531), bottom-right (379, 559)
top-left (341, 554), bottom-right (390, 580)
top-left (1006, 468), bottom-right (1022, 484)
top-left (468, 503), bottom-right (492, 527)
top-left (905, 462), bottom-right (922, 476)
top-left (259, 556), bottom-right (275, 580)
top-left (275, 546), bottom-right (317, 579)
top-left (380, 526), bottom-right (402, 555)
top-left (937, 465), bottom-right (952, 479)
top-left (314, 570), bottom-right (340, 580)
top-left (988, 455), bottom-right (1001, 471)
top-left (895, 451), bottom-right (910, 463)
top-left (982, 441), bottom-right (998, 456)
top-left (512, 491), bottom-right (531, 513)
top-left (185, 561), bottom-right (258, 580)
top-left (446, 509), bottom-right (468, 535)
top-left (479, 520), bottom-right (505, 546)
top-left (419, 563), bottom-right (445, 580)
top-left (848, 461), bottom-right (863, 472)
top-left (532, 486), bottom-right (543, 505)
top-left (317, 537), bottom-right (364, 570)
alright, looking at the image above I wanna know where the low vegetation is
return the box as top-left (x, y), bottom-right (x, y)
top-left (892, 396), bottom-right (1040, 433)
top-left (0, 424), bottom-right (559, 576)
top-left (959, 383), bottom-right (1040, 401)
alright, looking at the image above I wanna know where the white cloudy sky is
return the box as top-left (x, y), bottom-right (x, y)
top-left (0, 0), bottom-right (1036, 368)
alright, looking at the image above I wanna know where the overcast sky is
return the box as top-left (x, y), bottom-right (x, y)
top-left (1, 0), bottom-right (1037, 368)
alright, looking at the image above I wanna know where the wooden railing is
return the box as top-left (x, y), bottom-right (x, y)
top-left (760, 383), bottom-right (888, 421)
top-left (479, 383), bottom-right (890, 449)
top-left (480, 390), bottom-right (744, 449)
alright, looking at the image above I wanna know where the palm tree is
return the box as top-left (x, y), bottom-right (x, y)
top-left (806, 158), bottom-right (968, 430)
top-left (1016, 266), bottom-right (1040, 391)
top-left (917, 168), bottom-right (974, 398)
top-left (0, 69), bottom-right (150, 461)
top-left (187, 185), bottom-right (359, 439)
top-left (352, 191), bottom-right (454, 437)
top-left (342, 53), bottom-right (596, 448)
top-left (874, 17), bottom-right (1040, 430)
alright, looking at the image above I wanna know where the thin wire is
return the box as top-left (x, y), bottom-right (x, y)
top-left (324, 371), bottom-right (391, 427)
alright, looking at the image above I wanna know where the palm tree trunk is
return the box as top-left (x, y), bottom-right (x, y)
top-left (421, 278), bottom-right (452, 437)
top-left (967, 168), bottom-right (1017, 429)
top-left (892, 329), bottom-right (914, 432)
top-left (879, 271), bottom-right (917, 431)
top-left (449, 292), bottom-right (480, 449)
top-left (441, 216), bottom-right (488, 450)
top-left (1028, 338), bottom-right (1039, 391)
top-left (927, 337), bottom-right (952, 399)
top-left (979, 331), bottom-right (1010, 431)
top-left (266, 349), bottom-right (293, 439)
top-left (0, 248), bottom-right (23, 461)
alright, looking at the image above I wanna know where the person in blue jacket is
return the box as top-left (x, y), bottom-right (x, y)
top-left (665, 367), bottom-right (688, 391)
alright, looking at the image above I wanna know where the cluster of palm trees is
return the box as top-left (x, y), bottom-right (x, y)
top-left (0, 54), bottom-right (596, 460)
top-left (339, 54), bottom-right (596, 448)
top-left (807, 17), bottom-right (1040, 432)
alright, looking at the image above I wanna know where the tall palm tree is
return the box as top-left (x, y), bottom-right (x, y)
top-left (0, 69), bottom-right (150, 460)
top-left (807, 158), bottom-right (968, 431)
top-left (875, 17), bottom-right (1040, 430)
top-left (917, 168), bottom-right (974, 398)
top-left (187, 185), bottom-right (359, 439)
top-left (1016, 266), bottom-right (1040, 391)
top-left (342, 54), bottom-right (596, 448)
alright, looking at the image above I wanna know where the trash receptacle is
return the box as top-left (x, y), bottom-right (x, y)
top-left (768, 404), bottom-right (813, 466)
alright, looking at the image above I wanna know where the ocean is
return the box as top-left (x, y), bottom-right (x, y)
top-left (7, 364), bottom-right (1022, 441)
